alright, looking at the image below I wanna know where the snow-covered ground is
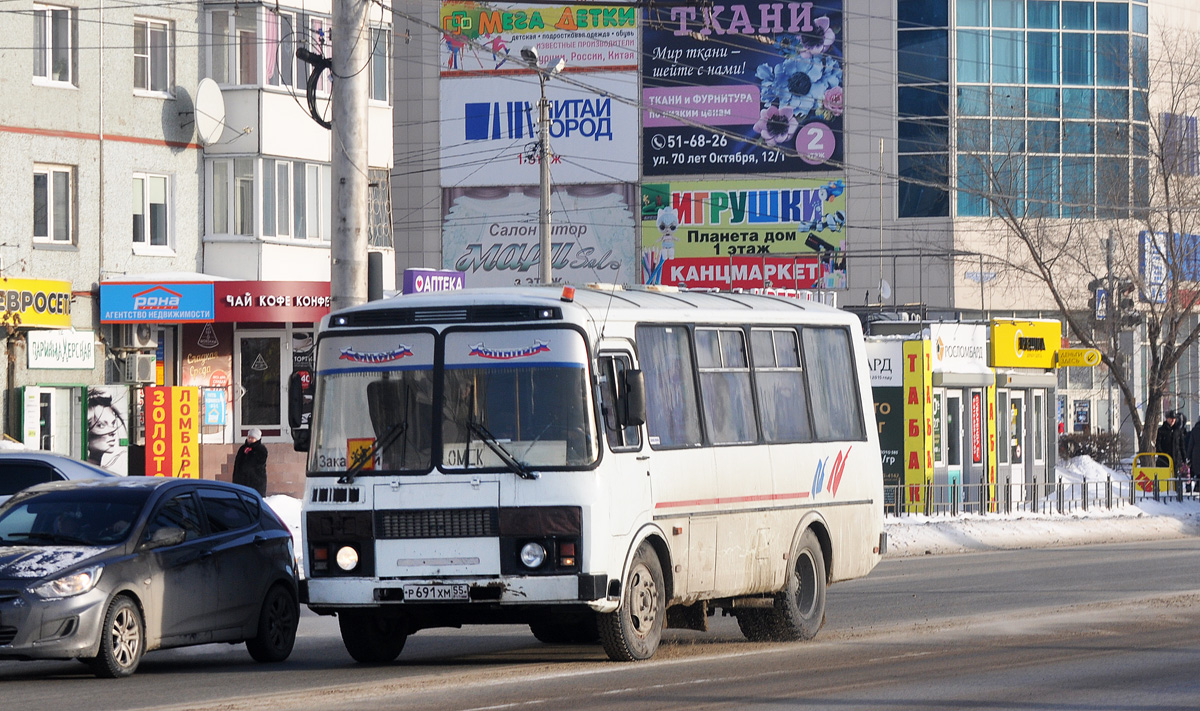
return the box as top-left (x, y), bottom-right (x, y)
top-left (262, 456), bottom-right (1200, 570)
top-left (884, 456), bottom-right (1200, 557)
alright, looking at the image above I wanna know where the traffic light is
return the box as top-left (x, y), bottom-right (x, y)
top-left (1115, 279), bottom-right (1142, 327)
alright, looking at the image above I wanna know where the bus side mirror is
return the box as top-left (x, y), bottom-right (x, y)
top-left (288, 370), bottom-right (313, 452)
top-left (620, 369), bottom-right (646, 427)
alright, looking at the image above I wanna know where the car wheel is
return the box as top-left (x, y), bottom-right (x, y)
top-left (338, 610), bottom-right (407, 663)
top-left (87, 596), bottom-right (144, 678)
top-left (246, 584), bottom-right (299, 663)
top-left (598, 543), bottom-right (665, 661)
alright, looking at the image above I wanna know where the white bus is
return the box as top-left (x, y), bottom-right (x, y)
top-left (294, 285), bottom-right (885, 662)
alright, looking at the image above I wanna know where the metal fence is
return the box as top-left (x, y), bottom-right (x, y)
top-left (883, 477), bottom-right (1200, 517)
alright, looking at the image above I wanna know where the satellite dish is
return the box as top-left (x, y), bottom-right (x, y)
top-left (880, 279), bottom-right (892, 301)
top-left (194, 78), bottom-right (226, 146)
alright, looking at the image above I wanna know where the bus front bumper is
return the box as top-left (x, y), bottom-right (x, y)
top-left (304, 573), bottom-right (609, 608)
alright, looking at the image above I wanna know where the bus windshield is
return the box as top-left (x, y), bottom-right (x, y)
top-left (308, 328), bottom-right (596, 475)
top-left (441, 329), bottom-right (597, 470)
top-left (310, 332), bottom-right (436, 473)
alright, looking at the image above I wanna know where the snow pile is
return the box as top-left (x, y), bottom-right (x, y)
top-left (885, 456), bottom-right (1200, 557)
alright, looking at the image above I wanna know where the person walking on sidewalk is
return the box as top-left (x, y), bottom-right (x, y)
top-left (1156, 411), bottom-right (1187, 492)
top-left (233, 428), bottom-right (269, 497)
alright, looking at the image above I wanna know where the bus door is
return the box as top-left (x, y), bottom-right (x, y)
top-left (596, 348), bottom-right (651, 538)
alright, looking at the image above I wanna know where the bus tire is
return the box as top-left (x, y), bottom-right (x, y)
top-left (765, 528), bottom-right (827, 641)
top-left (598, 543), bottom-right (665, 661)
top-left (338, 610), bottom-right (407, 663)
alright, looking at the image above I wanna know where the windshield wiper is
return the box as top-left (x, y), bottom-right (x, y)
top-left (466, 419), bottom-right (539, 480)
top-left (340, 421), bottom-right (407, 484)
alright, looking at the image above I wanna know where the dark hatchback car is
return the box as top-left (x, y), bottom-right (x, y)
top-left (0, 451), bottom-right (116, 504)
top-left (0, 478), bottom-right (299, 677)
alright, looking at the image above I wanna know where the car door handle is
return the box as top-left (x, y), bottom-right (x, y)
top-left (199, 550), bottom-right (214, 559)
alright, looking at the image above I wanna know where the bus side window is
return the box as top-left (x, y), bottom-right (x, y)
top-left (598, 354), bottom-right (641, 451)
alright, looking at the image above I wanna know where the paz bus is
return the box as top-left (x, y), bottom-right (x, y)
top-left (293, 285), bottom-right (885, 662)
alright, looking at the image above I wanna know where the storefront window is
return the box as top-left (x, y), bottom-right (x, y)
top-left (946, 394), bottom-right (962, 467)
top-left (240, 336), bottom-right (280, 432)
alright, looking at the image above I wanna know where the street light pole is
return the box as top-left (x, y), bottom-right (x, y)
top-left (520, 47), bottom-right (564, 285)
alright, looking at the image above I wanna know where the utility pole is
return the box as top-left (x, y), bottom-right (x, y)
top-left (330, 0), bottom-right (371, 312)
top-left (519, 46), bottom-right (565, 285)
top-left (538, 85), bottom-right (552, 285)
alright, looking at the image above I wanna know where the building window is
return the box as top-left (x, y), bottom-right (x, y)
top-left (208, 8), bottom-right (259, 85)
top-left (302, 16), bottom-right (332, 94)
top-left (212, 153), bottom-right (350, 240)
top-left (33, 164), bottom-right (74, 244)
top-left (370, 27), bottom-right (389, 103)
top-left (132, 173), bottom-right (170, 249)
top-left (898, 2), bottom-right (950, 218)
top-left (1162, 113), bottom-right (1199, 177)
top-left (134, 18), bottom-right (172, 93)
top-left (951, 0), bottom-right (1149, 219)
top-left (210, 158), bottom-right (254, 236)
top-left (266, 11), bottom-right (296, 88)
top-left (34, 4), bottom-right (74, 85)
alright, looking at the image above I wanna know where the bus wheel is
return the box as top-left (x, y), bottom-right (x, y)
top-left (338, 610), bottom-right (407, 663)
top-left (599, 543), bottom-right (665, 661)
top-left (768, 528), bottom-right (827, 641)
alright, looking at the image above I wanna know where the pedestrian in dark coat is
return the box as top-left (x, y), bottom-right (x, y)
top-left (1155, 411), bottom-right (1187, 479)
top-left (233, 428), bottom-right (269, 496)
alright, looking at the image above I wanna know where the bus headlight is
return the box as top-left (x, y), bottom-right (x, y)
top-left (336, 546), bottom-right (360, 571)
top-left (519, 542), bottom-right (547, 569)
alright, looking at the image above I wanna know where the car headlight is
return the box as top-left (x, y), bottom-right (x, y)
top-left (33, 565), bottom-right (103, 599)
top-left (520, 542), bottom-right (546, 569)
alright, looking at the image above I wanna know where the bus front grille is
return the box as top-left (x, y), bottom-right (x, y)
top-left (375, 508), bottom-right (499, 538)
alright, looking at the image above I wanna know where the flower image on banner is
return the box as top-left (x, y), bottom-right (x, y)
top-left (642, 1), bottom-right (843, 176)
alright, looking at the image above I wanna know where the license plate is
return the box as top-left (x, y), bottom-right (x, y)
top-left (402, 583), bottom-right (469, 601)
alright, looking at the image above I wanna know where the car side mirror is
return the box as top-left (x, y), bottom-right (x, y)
top-left (620, 369), bottom-right (646, 427)
top-left (142, 526), bottom-right (186, 549)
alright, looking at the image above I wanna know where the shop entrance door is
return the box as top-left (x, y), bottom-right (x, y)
top-left (1008, 392), bottom-right (1031, 500)
top-left (235, 333), bottom-right (282, 439)
top-left (21, 386), bottom-right (81, 456)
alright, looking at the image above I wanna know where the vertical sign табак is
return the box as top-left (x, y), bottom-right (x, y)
top-left (145, 387), bottom-right (201, 478)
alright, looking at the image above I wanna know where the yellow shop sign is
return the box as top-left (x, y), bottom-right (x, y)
top-left (990, 319), bottom-right (1060, 369)
top-left (1057, 348), bottom-right (1101, 368)
top-left (0, 278), bottom-right (72, 328)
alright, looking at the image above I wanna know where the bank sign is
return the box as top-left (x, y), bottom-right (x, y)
top-left (642, 1), bottom-right (844, 176)
top-left (439, 72), bottom-right (638, 186)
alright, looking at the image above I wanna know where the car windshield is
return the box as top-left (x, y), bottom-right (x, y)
top-left (0, 488), bottom-right (150, 547)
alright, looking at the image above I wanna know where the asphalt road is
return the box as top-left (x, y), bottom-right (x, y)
top-left (4, 538), bottom-right (1200, 711)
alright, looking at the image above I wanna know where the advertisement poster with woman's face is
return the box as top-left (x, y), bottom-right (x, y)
top-left (86, 386), bottom-right (130, 475)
